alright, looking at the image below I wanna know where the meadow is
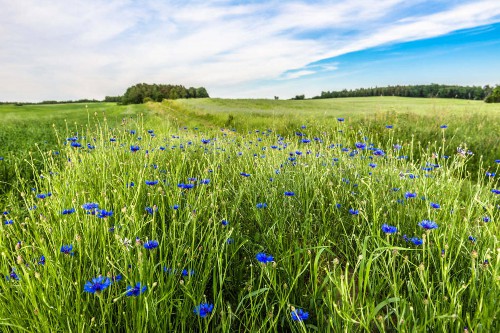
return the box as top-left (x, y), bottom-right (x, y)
top-left (0, 98), bottom-right (499, 332)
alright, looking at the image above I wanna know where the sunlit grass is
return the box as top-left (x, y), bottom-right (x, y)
top-left (0, 100), bottom-right (499, 332)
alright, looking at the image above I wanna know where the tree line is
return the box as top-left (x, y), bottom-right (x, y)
top-left (312, 84), bottom-right (497, 101)
top-left (119, 83), bottom-right (209, 104)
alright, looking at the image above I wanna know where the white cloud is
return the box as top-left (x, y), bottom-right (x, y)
top-left (0, 0), bottom-right (499, 101)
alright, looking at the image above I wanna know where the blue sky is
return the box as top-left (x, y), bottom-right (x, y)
top-left (0, 0), bottom-right (499, 101)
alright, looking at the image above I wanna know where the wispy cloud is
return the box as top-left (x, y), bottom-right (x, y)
top-left (0, 0), bottom-right (499, 100)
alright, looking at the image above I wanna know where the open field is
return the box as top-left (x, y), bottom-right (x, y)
top-left (0, 98), bottom-right (499, 332)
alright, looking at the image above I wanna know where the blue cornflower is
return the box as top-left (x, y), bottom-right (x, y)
top-left (37, 193), bottom-right (51, 199)
top-left (181, 269), bottom-right (194, 277)
top-left (178, 183), bottom-right (195, 189)
top-left (418, 220), bottom-right (438, 230)
top-left (60, 244), bottom-right (74, 256)
top-left (256, 203), bottom-right (267, 209)
top-left (145, 206), bottom-right (158, 215)
top-left (495, 159), bottom-right (500, 164)
top-left (84, 276), bottom-right (111, 294)
top-left (127, 182), bottom-right (135, 188)
top-left (240, 172), bottom-right (251, 177)
top-left (430, 202), bottom-right (440, 209)
top-left (409, 237), bottom-right (423, 245)
top-left (62, 208), bottom-right (76, 215)
top-left (38, 255), bottom-right (46, 265)
top-left (381, 224), bottom-right (397, 234)
top-left (337, 118), bottom-right (344, 122)
top-left (172, 204), bottom-right (179, 210)
top-left (143, 240), bottom-right (159, 250)
top-left (385, 125), bottom-right (393, 129)
top-left (468, 236), bottom-right (476, 242)
top-left (200, 179), bottom-right (210, 184)
top-left (355, 142), bottom-right (366, 150)
top-left (110, 138), bottom-right (116, 142)
top-left (486, 172), bottom-right (496, 177)
top-left (221, 219), bottom-right (229, 226)
top-left (349, 208), bottom-right (359, 215)
top-left (291, 308), bottom-right (309, 321)
top-left (256, 252), bottom-right (274, 264)
top-left (440, 125), bottom-right (448, 129)
top-left (284, 191), bottom-right (295, 196)
top-left (126, 282), bottom-right (147, 296)
top-left (373, 149), bottom-right (385, 156)
top-left (145, 180), bottom-right (158, 186)
top-left (483, 216), bottom-right (490, 222)
top-left (301, 139), bottom-right (310, 143)
top-left (404, 192), bottom-right (417, 199)
top-left (491, 189), bottom-right (500, 194)
top-left (226, 238), bottom-right (234, 244)
top-left (130, 145), bottom-right (140, 152)
top-left (369, 163), bottom-right (377, 168)
top-left (194, 303), bottom-right (213, 318)
top-left (5, 219), bottom-right (13, 225)
top-left (71, 142), bottom-right (82, 148)
top-left (201, 139), bottom-right (211, 144)
top-left (82, 202), bottom-right (99, 210)
top-left (97, 210), bottom-right (113, 218)
top-left (8, 269), bottom-right (19, 281)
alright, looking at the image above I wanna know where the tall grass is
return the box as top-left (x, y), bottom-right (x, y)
top-left (0, 101), bottom-right (498, 332)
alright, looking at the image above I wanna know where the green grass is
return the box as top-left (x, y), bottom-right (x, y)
top-left (0, 99), bottom-right (499, 332)
top-left (163, 97), bottom-right (500, 178)
top-left (0, 103), bottom-right (150, 196)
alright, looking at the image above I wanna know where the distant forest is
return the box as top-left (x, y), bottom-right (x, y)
top-left (0, 83), bottom-right (210, 105)
top-left (311, 84), bottom-right (497, 101)
top-left (117, 83), bottom-right (209, 105)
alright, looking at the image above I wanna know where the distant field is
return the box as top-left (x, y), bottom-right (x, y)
top-left (161, 97), bottom-right (500, 176)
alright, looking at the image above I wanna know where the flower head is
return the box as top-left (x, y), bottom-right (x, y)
top-left (130, 145), bottom-right (140, 152)
top-left (381, 224), bottom-right (397, 234)
top-left (430, 202), bottom-right (440, 209)
top-left (97, 209), bottom-right (113, 218)
top-left (82, 202), bottom-right (99, 210)
top-left (291, 308), bottom-right (309, 321)
top-left (355, 142), bottom-right (366, 150)
top-left (145, 180), bottom-right (158, 186)
top-left (284, 191), bottom-right (295, 196)
top-left (256, 252), bottom-right (274, 264)
top-left (84, 276), bottom-right (111, 294)
top-left (126, 282), bottom-right (147, 296)
top-left (418, 220), bottom-right (438, 230)
top-left (404, 192), bottom-right (417, 199)
top-left (62, 208), bottom-right (76, 215)
top-left (60, 244), bottom-right (74, 256)
top-left (256, 203), bottom-right (267, 209)
top-left (194, 303), bottom-right (214, 318)
top-left (143, 240), bottom-right (159, 250)
top-left (409, 237), bottom-right (423, 246)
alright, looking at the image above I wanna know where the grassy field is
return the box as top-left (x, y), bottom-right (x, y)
top-left (0, 98), bottom-right (499, 332)
top-left (0, 103), bottom-right (150, 196)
